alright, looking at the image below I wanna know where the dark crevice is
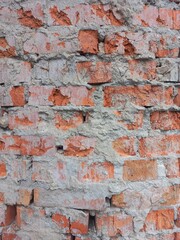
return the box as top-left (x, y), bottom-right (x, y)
top-left (164, 81), bottom-right (179, 83)
top-left (144, 106), bottom-right (152, 109)
top-left (71, 235), bottom-right (75, 240)
top-left (30, 189), bottom-right (34, 204)
top-left (106, 196), bottom-right (112, 206)
top-left (88, 214), bottom-right (96, 232)
top-left (56, 145), bottom-right (64, 151)
top-left (82, 112), bottom-right (87, 122)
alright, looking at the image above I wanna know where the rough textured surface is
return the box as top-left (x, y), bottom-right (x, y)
top-left (0, 0), bottom-right (180, 239)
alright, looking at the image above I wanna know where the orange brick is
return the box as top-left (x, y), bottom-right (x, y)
top-left (143, 209), bottom-right (174, 231)
top-left (139, 135), bottom-right (180, 157)
top-left (160, 185), bottom-right (180, 206)
top-left (0, 135), bottom-right (55, 156)
top-left (123, 160), bottom-right (157, 181)
top-left (114, 110), bottom-right (144, 130)
top-left (104, 85), bottom-right (173, 107)
top-left (112, 137), bottom-right (136, 156)
top-left (96, 212), bottom-right (133, 237)
top-left (28, 86), bottom-right (96, 107)
top-left (64, 136), bottom-right (95, 157)
top-left (111, 193), bottom-right (126, 208)
top-left (150, 111), bottom-right (180, 130)
top-left (17, 189), bottom-right (32, 206)
top-left (76, 61), bottom-right (112, 84)
top-left (55, 112), bottom-right (83, 130)
top-left (128, 60), bottom-right (157, 80)
top-left (164, 159), bottom-right (180, 178)
top-left (79, 161), bottom-right (114, 182)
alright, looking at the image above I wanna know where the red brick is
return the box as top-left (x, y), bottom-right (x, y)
top-left (76, 61), bottom-right (112, 84)
top-left (0, 7), bottom-right (18, 25)
top-left (29, 86), bottom-right (95, 106)
top-left (34, 188), bottom-right (106, 211)
top-left (104, 33), bottom-right (136, 55)
top-left (112, 184), bottom-right (180, 210)
top-left (158, 8), bottom-right (173, 28)
top-left (52, 210), bottom-right (89, 235)
top-left (28, 86), bottom-right (53, 105)
top-left (0, 37), bottom-right (16, 58)
top-left (175, 207), bottom-right (180, 227)
top-left (175, 233), bottom-right (180, 240)
top-left (16, 206), bottom-right (45, 228)
top-left (49, 6), bottom-right (72, 26)
top-left (0, 59), bottom-right (32, 85)
top-left (52, 213), bottom-right (69, 232)
top-left (128, 60), bottom-right (157, 80)
top-left (150, 35), bottom-right (179, 58)
top-left (23, 32), bottom-right (67, 55)
top-left (133, 6), bottom-right (178, 30)
top-left (147, 233), bottom-right (176, 240)
top-left (96, 212), bottom-right (133, 237)
top-left (0, 162), bottom-right (7, 178)
top-left (0, 135), bottom-right (55, 156)
top-left (150, 111), bottom-right (180, 130)
top-left (70, 214), bottom-right (89, 235)
top-left (2, 225), bottom-right (20, 240)
top-left (79, 161), bottom-right (114, 182)
top-left (112, 193), bottom-right (126, 208)
top-left (11, 159), bottom-right (28, 182)
top-left (164, 159), bottom-right (180, 178)
top-left (173, 10), bottom-right (180, 30)
top-left (48, 4), bottom-right (123, 27)
top-left (133, 5), bottom-right (158, 27)
top-left (0, 192), bottom-right (4, 204)
top-left (174, 88), bottom-right (180, 106)
top-left (32, 162), bottom-right (51, 183)
top-left (78, 30), bottom-right (99, 54)
top-left (64, 136), bottom-right (95, 157)
top-left (0, 205), bottom-right (16, 226)
top-left (57, 161), bottom-right (67, 182)
top-left (0, 87), bottom-right (25, 107)
top-left (143, 209), bottom-right (174, 231)
top-left (139, 135), bottom-right (180, 157)
top-left (112, 137), bottom-right (136, 156)
top-left (123, 160), bottom-right (157, 181)
top-left (17, 8), bottom-right (43, 28)
top-left (8, 108), bottom-right (39, 130)
top-left (104, 85), bottom-right (173, 108)
top-left (10, 87), bottom-right (25, 106)
top-left (160, 185), bottom-right (180, 206)
top-left (55, 112), bottom-right (83, 130)
top-left (91, 4), bottom-right (123, 26)
top-left (114, 110), bottom-right (144, 130)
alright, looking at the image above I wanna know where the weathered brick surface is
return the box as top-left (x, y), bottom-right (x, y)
top-left (0, 0), bottom-right (179, 239)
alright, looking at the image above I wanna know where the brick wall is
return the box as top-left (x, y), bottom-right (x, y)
top-left (0, 0), bottom-right (179, 239)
